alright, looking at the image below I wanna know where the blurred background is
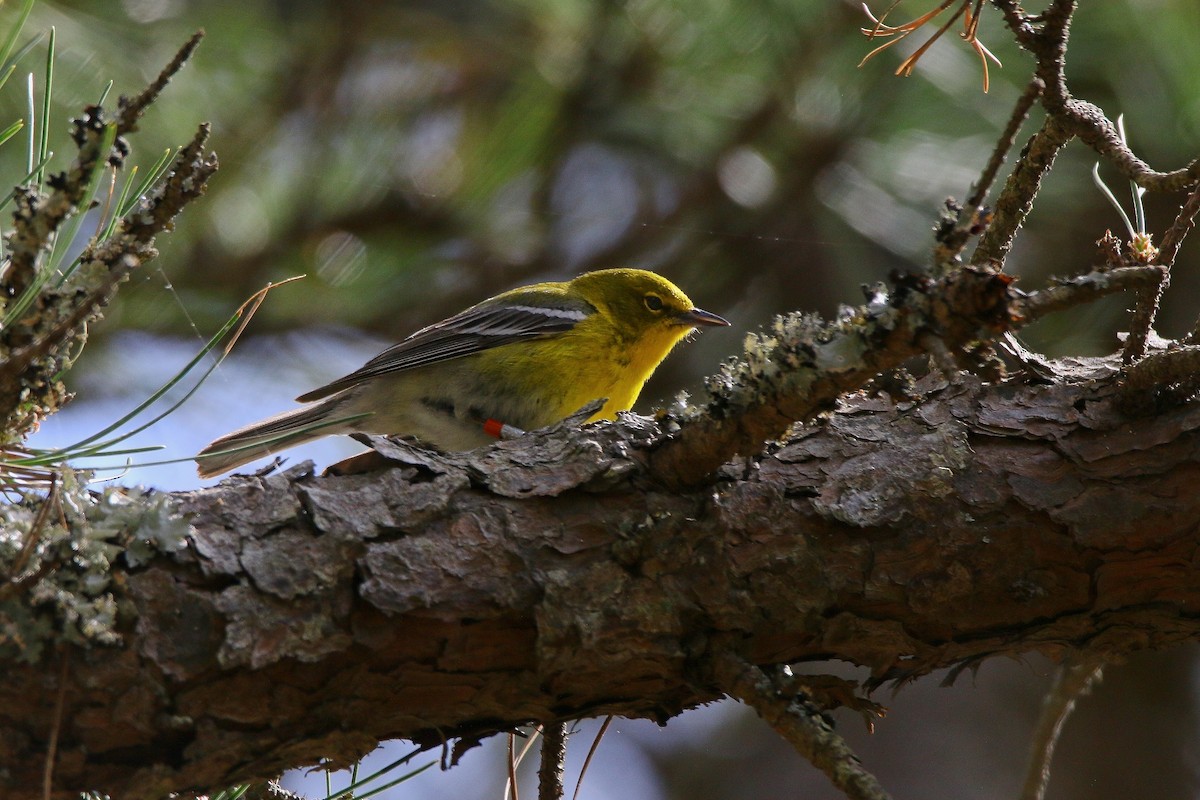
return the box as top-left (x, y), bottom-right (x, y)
top-left (7, 0), bottom-right (1200, 797)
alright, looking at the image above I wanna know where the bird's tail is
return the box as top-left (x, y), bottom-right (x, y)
top-left (195, 397), bottom-right (368, 478)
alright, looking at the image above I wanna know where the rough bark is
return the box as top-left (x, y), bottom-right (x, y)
top-left (5, 354), bottom-right (1200, 799)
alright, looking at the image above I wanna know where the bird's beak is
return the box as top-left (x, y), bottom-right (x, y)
top-left (677, 307), bottom-right (730, 327)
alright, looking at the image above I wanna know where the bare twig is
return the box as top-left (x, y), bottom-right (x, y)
top-left (0, 477), bottom-right (60, 602)
top-left (1159, 180), bottom-right (1200, 268)
top-left (538, 722), bottom-right (567, 800)
top-left (934, 77), bottom-right (1044, 273)
top-left (988, 0), bottom-right (1036, 48)
top-left (970, 78), bottom-right (1046, 212)
top-left (1019, 657), bottom-right (1104, 800)
top-left (1068, 102), bottom-right (1200, 193)
top-left (1015, 266), bottom-right (1165, 324)
top-left (508, 733), bottom-right (520, 800)
top-left (1122, 170), bottom-right (1200, 359)
top-left (972, 115), bottom-right (1073, 267)
top-left (1121, 271), bottom-right (1168, 364)
top-left (1, 33), bottom-right (202, 308)
top-left (505, 728), bottom-right (542, 800)
top-left (990, 0), bottom-right (1200, 194)
top-left (713, 653), bottom-right (893, 800)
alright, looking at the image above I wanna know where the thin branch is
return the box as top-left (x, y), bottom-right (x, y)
top-left (1122, 164), bottom-right (1200, 360)
top-left (1029, 0), bottom-right (1075, 111)
top-left (508, 733), bottom-right (520, 800)
top-left (1121, 270), bottom-right (1168, 364)
top-left (538, 723), bottom-right (567, 800)
top-left (971, 115), bottom-right (1073, 267)
top-left (970, 78), bottom-right (1045, 212)
top-left (1019, 658), bottom-right (1104, 800)
top-left (990, 0), bottom-right (1199, 194)
top-left (0, 474), bottom-right (57, 599)
top-left (1016, 266), bottom-right (1166, 324)
top-left (1063, 99), bottom-right (1200, 193)
top-left (115, 30), bottom-right (204, 134)
top-left (988, 0), bottom-right (1036, 48)
top-left (713, 654), bottom-right (893, 800)
top-left (934, 76), bottom-right (1044, 272)
top-left (1159, 179), bottom-right (1200, 268)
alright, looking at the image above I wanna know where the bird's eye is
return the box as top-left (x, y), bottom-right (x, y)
top-left (644, 294), bottom-right (664, 312)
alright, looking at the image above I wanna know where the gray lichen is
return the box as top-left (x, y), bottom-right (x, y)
top-left (0, 470), bottom-right (190, 662)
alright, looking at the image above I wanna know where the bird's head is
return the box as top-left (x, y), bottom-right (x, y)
top-left (569, 269), bottom-right (729, 347)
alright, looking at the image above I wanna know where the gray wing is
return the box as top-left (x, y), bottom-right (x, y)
top-left (295, 296), bottom-right (594, 402)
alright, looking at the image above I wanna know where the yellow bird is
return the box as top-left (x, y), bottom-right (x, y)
top-left (196, 268), bottom-right (729, 478)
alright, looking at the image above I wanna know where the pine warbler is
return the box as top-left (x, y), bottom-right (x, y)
top-left (196, 268), bottom-right (728, 477)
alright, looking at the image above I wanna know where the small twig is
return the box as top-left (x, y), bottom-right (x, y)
top-left (713, 653), bottom-right (893, 800)
top-left (1019, 657), bottom-right (1104, 800)
top-left (972, 115), bottom-right (1073, 267)
top-left (1160, 185), bottom-right (1200, 342)
top-left (1158, 179), bottom-right (1200, 268)
top-left (1016, 265), bottom-right (1165, 324)
top-left (504, 728), bottom-right (541, 800)
top-left (1121, 271), bottom-right (1168, 364)
top-left (934, 77), bottom-right (1044, 274)
top-left (989, 0), bottom-right (1036, 48)
top-left (5, 476), bottom-right (57, 574)
top-left (1029, 0), bottom-right (1075, 110)
top-left (537, 722), bottom-right (567, 800)
top-left (508, 733), bottom-right (519, 800)
top-left (1064, 100), bottom-right (1200, 194)
top-left (42, 647), bottom-right (71, 800)
top-left (0, 33), bottom-right (203, 309)
top-left (0, 475), bottom-right (59, 601)
top-left (4, 254), bottom-right (143, 380)
top-left (1121, 173), bottom-right (1200, 359)
top-left (970, 78), bottom-right (1045, 212)
top-left (991, 0), bottom-right (1200, 195)
top-left (115, 30), bottom-right (204, 134)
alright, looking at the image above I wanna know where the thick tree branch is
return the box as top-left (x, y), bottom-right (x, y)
top-left (6, 354), bottom-right (1200, 798)
top-left (651, 265), bottom-right (1015, 487)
